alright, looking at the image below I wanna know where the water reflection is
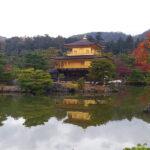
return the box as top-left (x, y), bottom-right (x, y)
top-left (0, 87), bottom-right (150, 149)
top-left (0, 95), bottom-right (66, 127)
top-left (0, 87), bottom-right (150, 128)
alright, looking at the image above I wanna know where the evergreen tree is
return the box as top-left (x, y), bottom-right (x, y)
top-left (89, 59), bottom-right (116, 83)
top-left (23, 53), bottom-right (48, 70)
top-left (125, 35), bottom-right (134, 51)
top-left (95, 32), bottom-right (104, 43)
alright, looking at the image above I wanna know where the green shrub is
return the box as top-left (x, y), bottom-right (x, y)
top-left (17, 68), bottom-right (53, 94)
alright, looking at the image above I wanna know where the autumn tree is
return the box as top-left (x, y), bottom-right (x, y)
top-left (133, 33), bottom-right (150, 66)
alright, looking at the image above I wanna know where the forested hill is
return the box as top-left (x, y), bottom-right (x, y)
top-left (0, 29), bottom-right (149, 55)
top-left (72, 29), bottom-right (150, 42)
top-left (134, 29), bottom-right (150, 40)
top-left (0, 36), bottom-right (6, 41)
top-left (72, 32), bottom-right (127, 42)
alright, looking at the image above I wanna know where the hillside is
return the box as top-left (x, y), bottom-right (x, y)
top-left (71, 29), bottom-right (150, 42)
top-left (134, 29), bottom-right (150, 40)
top-left (0, 36), bottom-right (6, 41)
top-left (0, 29), bottom-right (149, 55)
top-left (72, 32), bottom-right (128, 42)
top-left (0, 29), bottom-right (150, 43)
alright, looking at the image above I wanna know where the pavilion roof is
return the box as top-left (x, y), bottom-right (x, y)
top-left (55, 55), bottom-right (109, 60)
top-left (64, 38), bottom-right (101, 48)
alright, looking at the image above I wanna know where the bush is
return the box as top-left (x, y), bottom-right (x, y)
top-left (17, 68), bottom-right (53, 94)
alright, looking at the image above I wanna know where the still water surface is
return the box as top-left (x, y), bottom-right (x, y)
top-left (0, 87), bottom-right (150, 150)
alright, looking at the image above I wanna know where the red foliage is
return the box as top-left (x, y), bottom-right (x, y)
top-left (133, 32), bottom-right (150, 72)
top-left (116, 66), bottom-right (132, 76)
top-left (133, 42), bottom-right (149, 65)
top-left (135, 64), bottom-right (150, 72)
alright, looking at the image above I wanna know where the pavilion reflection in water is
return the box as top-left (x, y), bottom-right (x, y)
top-left (56, 98), bottom-right (110, 128)
top-left (61, 98), bottom-right (107, 107)
top-left (67, 111), bottom-right (91, 121)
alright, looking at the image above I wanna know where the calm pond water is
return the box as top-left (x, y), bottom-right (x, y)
top-left (0, 86), bottom-right (150, 150)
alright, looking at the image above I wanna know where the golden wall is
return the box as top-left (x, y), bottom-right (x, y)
top-left (67, 47), bottom-right (101, 56)
top-left (56, 59), bottom-right (92, 69)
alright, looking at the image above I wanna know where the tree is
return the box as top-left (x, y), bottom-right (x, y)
top-left (86, 35), bottom-right (95, 42)
top-left (0, 53), bottom-right (14, 84)
top-left (5, 35), bottom-right (66, 55)
top-left (116, 37), bottom-right (126, 53)
top-left (133, 33), bottom-right (150, 66)
top-left (125, 35), bottom-right (134, 51)
top-left (133, 42), bottom-right (149, 65)
top-left (119, 54), bottom-right (135, 67)
top-left (23, 53), bottom-right (48, 70)
top-left (89, 59), bottom-right (116, 83)
top-left (95, 32), bottom-right (104, 43)
top-left (17, 68), bottom-right (53, 94)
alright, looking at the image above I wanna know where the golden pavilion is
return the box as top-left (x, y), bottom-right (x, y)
top-left (54, 37), bottom-right (105, 79)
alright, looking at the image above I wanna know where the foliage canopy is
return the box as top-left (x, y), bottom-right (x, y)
top-left (89, 59), bottom-right (116, 83)
top-left (0, 53), bottom-right (14, 84)
top-left (17, 68), bottom-right (53, 94)
top-left (23, 53), bottom-right (49, 70)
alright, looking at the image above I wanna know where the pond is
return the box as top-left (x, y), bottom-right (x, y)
top-left (0, 86), bottom-right (150, 150)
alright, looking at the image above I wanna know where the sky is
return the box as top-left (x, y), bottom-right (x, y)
top-left (0, 0), bottom-right (150, 38)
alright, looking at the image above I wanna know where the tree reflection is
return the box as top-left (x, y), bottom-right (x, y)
top-left (0, 87), bottom-right (150, 128)
top-left (0, 95), bottom-right (66, 127)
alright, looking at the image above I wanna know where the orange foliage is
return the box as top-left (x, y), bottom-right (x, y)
top-left (133, 33), bottom-right (150, 68)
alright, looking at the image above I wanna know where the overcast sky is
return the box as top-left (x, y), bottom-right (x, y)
top-left (0, 0), bottom-right (150, 37)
